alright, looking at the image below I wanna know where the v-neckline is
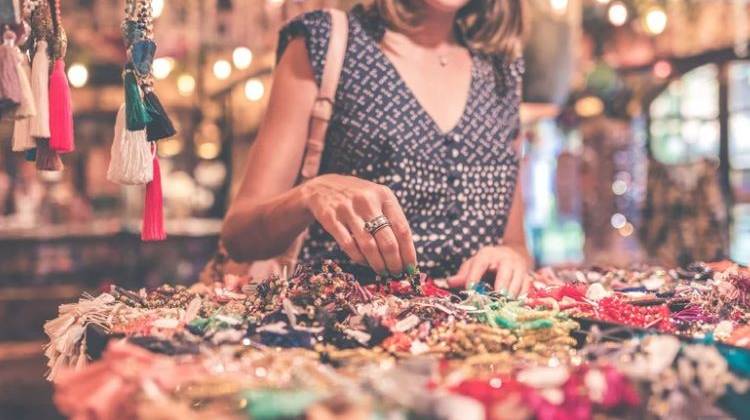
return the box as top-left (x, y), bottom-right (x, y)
top-left (368, 33), bottom-right (476, 136)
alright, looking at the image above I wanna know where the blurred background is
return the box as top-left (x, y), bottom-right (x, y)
top-left (1, 0), bottom-right (750, 417)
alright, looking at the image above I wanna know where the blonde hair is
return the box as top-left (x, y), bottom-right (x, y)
top-left (367, 0), bottom-right (524, 57)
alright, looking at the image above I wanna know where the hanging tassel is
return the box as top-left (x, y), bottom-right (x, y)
top-left (0, 29), bottom-right (22, 108)
top-left (124, 71), bottom-right (150, 131)
top-left (107, 105), bottom-right (153, 185)
top-left (142, 148), bottom-right (166, 241)
top-left (25, 148), bottom-right (37, 162)
top-left (12, 50), bottom-right (36, 152)
top-left (29, 40), bottom-right (50, 138)
top-left (36, 138), bottom-right (64, 171)
top-left (13, 48), bottom-right (36, 119)
top-left (144, 89), bottom-right (176, 141)
top-left (49, 59), bottom-right (74, 153)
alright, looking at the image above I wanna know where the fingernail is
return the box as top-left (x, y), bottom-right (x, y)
top-left (406, 264), bottom-right (417, 276)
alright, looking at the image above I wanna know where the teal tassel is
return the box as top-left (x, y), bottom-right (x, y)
top-left (25, 148), bottom-right (36, 162)
top-left (124, 71), bottom-right (151, 131)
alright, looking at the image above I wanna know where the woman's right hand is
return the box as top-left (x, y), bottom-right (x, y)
top-left (301, 174), bottom-right (418, 276)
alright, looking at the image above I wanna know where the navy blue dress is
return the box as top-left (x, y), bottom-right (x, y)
top-left (277, 5), bottom-right (524, 279)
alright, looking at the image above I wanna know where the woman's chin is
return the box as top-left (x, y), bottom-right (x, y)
top-left (421, 0), bottom-right (470, 15)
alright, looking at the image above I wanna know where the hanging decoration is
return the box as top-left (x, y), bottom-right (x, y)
top-left (109, 0), bottom-right (175, 242)
top-left (1, 0), bottom-right (72, 171)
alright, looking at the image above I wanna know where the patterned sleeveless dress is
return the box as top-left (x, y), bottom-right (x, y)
top-left (277, 5), bottom-right (524, 279)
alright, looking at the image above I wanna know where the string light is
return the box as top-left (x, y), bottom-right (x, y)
top-left (618, 222), bottom-right (635, 237)
top-left (245, 79), bottom-right (265, 101)
top-left (575, 96), bottom-right (604, 117)
top-left (213, 59), bottom-right (232, 80)
top-left (550, 0), bottom-right (568, 13)
top-left (152, 57), bottom-right (174, 80)
top-left (152, 0), bottom-right (164, 18)
top-left (177, 73), bottom-right (196, 96)
top-left (232, 47), bottom-right (253, 69)
top-left (644, 8), bottom-right (668, 35)
top-left (612, 180), bottom-right (628, 195)
top-left (653, 60), bottom-right (672, 79)
top-left (611, 213), bottom-right (627, 229)
top-left (608, 1), bottom-right (628, 26)
top-left (68, 63), bottom-right (88, 88)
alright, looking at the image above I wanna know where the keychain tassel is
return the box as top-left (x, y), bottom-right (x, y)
top-left (144, 90), bottom-right (176, 141)
top-left (30, 40), bottom-right (50, 138)
top-left (13, 49), bottom-right (36, 119)
top-left (142, 150), bottom-right (166, 241)
top-left (124, 71), bottom-right (150, 131)
top-left (36, 138), bottom-right (64, 171)
top-left (0, 30), bottom-right (22, 107)
top-left (107, 105), bottom-right (153, 185)
top-left (49, 59), bottom-right (74, 153)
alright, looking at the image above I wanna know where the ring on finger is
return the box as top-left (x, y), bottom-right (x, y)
top-left (364, 215), bottom-right (391, 235)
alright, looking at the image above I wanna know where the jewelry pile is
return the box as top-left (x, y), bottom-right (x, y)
top-left (44, 261), bottom-right (750, 419)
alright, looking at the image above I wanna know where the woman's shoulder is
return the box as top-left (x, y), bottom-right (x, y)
top-left (473, 51), bottom-right (525, 91)
top-left (276, 10), bottom-right (335, 85)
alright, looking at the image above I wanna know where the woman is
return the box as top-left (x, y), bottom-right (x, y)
top-left (222, 0), bottom-right (532, 296)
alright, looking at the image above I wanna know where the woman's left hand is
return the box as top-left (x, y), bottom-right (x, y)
top-left (447, 246), bottom-right (532, 297)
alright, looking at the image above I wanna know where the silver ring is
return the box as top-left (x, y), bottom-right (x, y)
top-left (364, 215), bottom-right (391, 235)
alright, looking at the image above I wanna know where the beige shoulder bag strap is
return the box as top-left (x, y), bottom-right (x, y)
top-left (246, 9), bottom-right (349, 279)
top-left (300, 8), bottom-right (348, 179)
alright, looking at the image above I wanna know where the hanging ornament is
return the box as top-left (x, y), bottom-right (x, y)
top-left (0, 27), bottom-right (22, 110)
top-left (112, 0), bottom-right (170, 241)
top-left (47, 0), bottom-right (74, 154)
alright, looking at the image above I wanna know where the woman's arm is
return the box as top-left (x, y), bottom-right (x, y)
top-left (221, 38), bottom-right (319, 261)
top-left (221, 38), bottom-right (418, 275)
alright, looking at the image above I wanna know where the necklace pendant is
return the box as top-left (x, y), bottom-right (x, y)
top-left (439, 56), bottom-right (448, 67)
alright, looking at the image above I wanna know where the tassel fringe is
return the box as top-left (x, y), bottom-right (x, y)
top-left (13, 48), bottom-right (36, 119)
top-left (142, 150), bottom-right (166, 241)
top-left (49, 59), bottom-right (75, 153)
top-left (124, 71), bottom-right (151, 131)
top-left (36, 138), bottom-right (64, 171)
top-left (0, 31), bottom-right (22, 107)
top-left (29, 40), bottom-right (50, 138)
top-left (144, 90), bottom-right (176, 141)
top-left (107, 105), bottom-right (154, 185)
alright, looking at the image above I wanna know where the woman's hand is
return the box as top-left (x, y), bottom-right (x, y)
top-left (447, 245), bottom-right (531, 297)
top-left (301, 174), bottom-right (418, 276)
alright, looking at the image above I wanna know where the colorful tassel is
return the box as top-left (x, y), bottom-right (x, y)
top-left (29, 40), bottom-right (50, 138)
top-left (12, 49), bottom-right (36, 152)
top-left (48, 59), bottom-right (74, 153)
top-left (107, 105), bottom-right (153, 185)
top-left (142, 150), bottom-right (166, 241)
top-left (36, 138), bottom-right (63, 171)
top-left (13, 48), bottom-right (35, 119)
top-left (124, 71), bottom-right (150, 131)
top-left (144, 90), bottom-right (176, 141)
top-left (0, 29), bottom-right (22, 107)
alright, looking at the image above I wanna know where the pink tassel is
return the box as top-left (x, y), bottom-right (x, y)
top-left (142, 150), bottom-right (166, 241)
top-left (48, 59), bottom-right (74, 153)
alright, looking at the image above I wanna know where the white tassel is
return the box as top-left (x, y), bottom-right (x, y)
top-left (107, 105), bottom-right (154, 185)
top-left (13, 48), bottom-right (35, 119)
top-left (29, 40), bottom-right (50, 139)
top-left (12, 50), bottom-right (36, 151)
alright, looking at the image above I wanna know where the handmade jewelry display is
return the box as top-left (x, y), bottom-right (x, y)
top-left (44, 260), bottom-right (750, 419)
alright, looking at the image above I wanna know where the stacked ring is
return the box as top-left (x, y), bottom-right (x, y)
top-left (364, 215), bottom-right (391, 235)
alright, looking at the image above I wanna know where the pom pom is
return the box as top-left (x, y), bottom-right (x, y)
top-left (36, 138), bottom-right (64, 171)
top-left (124, 71), bottom-right (151, 131)
top-left (144, 90), bottom-right (176, 141)
top-left (49, 59), bottom-right (75, 153)
top-left (107, 105), bottom-right (154, 185)
top-left (141, 150), bottom-right (166, 242)
top-left (29, 40), bottom-right (50, 138)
